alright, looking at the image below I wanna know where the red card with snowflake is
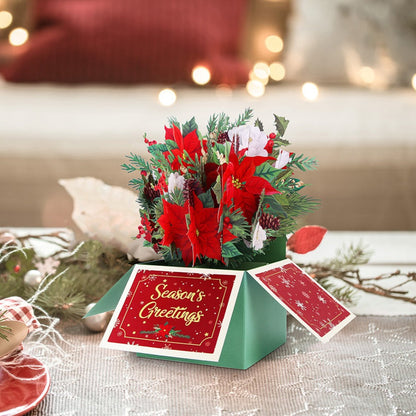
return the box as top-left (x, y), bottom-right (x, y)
top-left (251, 259), bottom-right (355, 342)
top-left (101, 264), bottom-right (243, 361)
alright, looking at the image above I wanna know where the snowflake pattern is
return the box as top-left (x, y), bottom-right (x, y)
top-left (295, 300), bottom-right (306, 311)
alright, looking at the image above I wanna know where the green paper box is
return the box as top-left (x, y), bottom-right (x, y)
top-left (87, 237), bottom-right (354, 369)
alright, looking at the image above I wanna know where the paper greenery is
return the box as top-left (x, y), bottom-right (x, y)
top-left (122, 109), bottom-right (318, 267)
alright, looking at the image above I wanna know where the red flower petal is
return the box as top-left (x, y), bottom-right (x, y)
top-left (287, 226), bottom-right (327, 254)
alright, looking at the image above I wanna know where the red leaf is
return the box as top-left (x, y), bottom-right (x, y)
top-left (287, 226), bottom-right (327, 254)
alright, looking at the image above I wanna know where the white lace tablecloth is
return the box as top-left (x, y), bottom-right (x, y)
top-left (27, 315), bottom-right (416, 416)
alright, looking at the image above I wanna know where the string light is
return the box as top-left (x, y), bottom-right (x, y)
top-left (359, 66), bottom-right (375, 85)
top-left (0, 10), bottom-right (13, 29)
top-left (9, 27), bottom-right (29, 46)
top-left (411, 74), bottom-right (416, 91)
top-left (269, 62), bottom-right (285, 81)
top-left (158, 88), bottom-right (176, 106)
top-left (252, 62), bottom-right (270, 83)
top-left (246, 80), bottom-right (265, 98)
top-left (265, 35), bottom-right (284, 53)
top-left (191, 65), bottom-right (211, 85)
top-left (302, 82), bottom-right (319, 101)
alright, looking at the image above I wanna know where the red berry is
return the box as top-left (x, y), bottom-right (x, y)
top-left (14, 265), bottom-right (21, 273)
top-left (141, 170), bottom-right (147, 176)
top-left (265, 139), bottom-right (274, 153)
top-left (224, 216), bottom-right (230, 224)
top-left (269, 132), bottom-right (276, 139)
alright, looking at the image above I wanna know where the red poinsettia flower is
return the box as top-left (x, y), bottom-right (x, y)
top-left (187, 195), bottom-right (222, 265)
top-left (157, 200), bottom-right (193, 263)
top-left (164, 124), bottom-right (206, 171)
top-left (222, 225), bottom-right (238, 244)
top-left (222, 149), bottom-right (278, 222)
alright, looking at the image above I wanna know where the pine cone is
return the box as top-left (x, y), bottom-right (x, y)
top-left (183, 178), bottom-right (203, 206)
top-left (217, 132), bottom-right (229, 144)
top-left (259, 213), bottom-right (280, 230)
top-left (143, 183), bottom-right (160, 202)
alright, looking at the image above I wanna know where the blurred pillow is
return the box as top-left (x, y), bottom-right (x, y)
top-left (284, 0), bottom-right (416, 88)
top-left (1, 0), bottom-right (249, 85)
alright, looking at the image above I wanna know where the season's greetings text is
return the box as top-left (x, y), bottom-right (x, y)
top-left (138, 283), bottom-right (205, 326)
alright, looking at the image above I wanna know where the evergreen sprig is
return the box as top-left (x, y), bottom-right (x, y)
top-left (288, 154), bottom-right (318, 171)
top-left (0, 239), bottom-right (132, 320)
top-left (122, 153), bottom-right (151, 173)
top-left (232, 108), bottom-right (254, 127)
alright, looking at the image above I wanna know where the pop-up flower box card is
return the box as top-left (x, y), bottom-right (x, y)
top-left (86, 110), bottom-right (355, 369)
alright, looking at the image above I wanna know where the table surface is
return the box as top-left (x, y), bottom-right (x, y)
top-left (9, 231), bottom-right (416, 415)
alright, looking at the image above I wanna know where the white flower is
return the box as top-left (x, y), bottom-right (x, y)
top-left (227, 125), bottom-right (268, 157)
top-left (252, 222), bottom-right (267, 251)
top-left (275, 149), bottom-right (291, 169)
top-left (168, 172), bottom-right (185, 194)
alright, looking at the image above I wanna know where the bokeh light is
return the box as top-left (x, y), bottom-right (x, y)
top-left (246, 80), bottom-right (265, 98)
top-left (411, 74), bottom-right (416, 91)
top-left (265, 35), bottom-right (284, 53)
top-left (9, 27), bottom-right (29, 46)
top-left (302, 82), bottom-right (319, 101)
top-left (158, 88), bottom-right (177, 106)
top-left (269, 62), bottom-right (286, 81)
top-left (0, 10), bottom-right (13, 29)
top-left (192, 65), bottom-right (211, 85)
top-left (252, 62), bottom-right (270, 83)
top-left (359, 66), bottom-right (375, 85)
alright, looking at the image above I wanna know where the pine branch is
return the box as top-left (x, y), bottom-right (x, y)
top-left (217, 113), bottom-right (231, 133)
top-left (207, 113), bottom-right (218, 134)
top-left (296, 242), bottom-right (416, 305)
top-left (288, 154), bottom-right (318, 171)
top-left (232, 108), bottom-right (254, 127)
top-left (128, 178), bottom-right (144, 191)
top-left (123, 153), bottom-right (151, 173)
top-left (285, 193), bottom-right (320, 218)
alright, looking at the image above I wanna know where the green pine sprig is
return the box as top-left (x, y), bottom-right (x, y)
top-left (122, 152), bottom-right (151, 174)
top-left (232, 108), bottom-right (254, 127)
top-left (288, 154), bottom-right (318, 171)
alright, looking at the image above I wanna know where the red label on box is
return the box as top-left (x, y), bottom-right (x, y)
top-left (102, 265), bottom-right (243, 361)
top-left (252, 260), bottom-right (355, 342)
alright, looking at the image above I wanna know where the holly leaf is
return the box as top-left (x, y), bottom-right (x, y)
top-left (182, 117), bottom-right (198, 137)
top-left (222, 242), bottom-right (243, 258)
top-left (287, 225), bottom-right (327, 254)
top-left (255, 163), bottom-right (280, 184)
top-left (274, 115), bottom-right (289, 137)
top-left (198, 191), bottom-right (214, 208)
top-left (254, 118), bottom-right (264, 131)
